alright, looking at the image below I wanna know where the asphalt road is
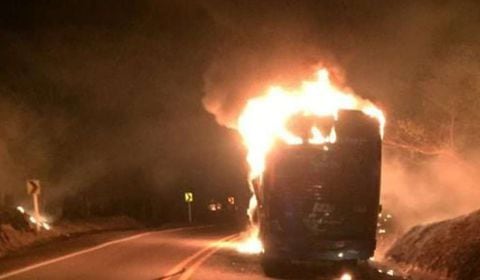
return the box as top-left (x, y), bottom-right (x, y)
top-left (0, 226), bottom-right (410, 280)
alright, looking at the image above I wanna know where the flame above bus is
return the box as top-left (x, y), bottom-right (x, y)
top-left (238, 68), bottom-right (385, 181)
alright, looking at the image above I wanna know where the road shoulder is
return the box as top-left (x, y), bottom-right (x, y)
top-left (0, 229), bottom-right (146, 276)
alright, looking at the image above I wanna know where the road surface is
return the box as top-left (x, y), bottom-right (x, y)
top-left (0, 226), bottom-right (409, 280)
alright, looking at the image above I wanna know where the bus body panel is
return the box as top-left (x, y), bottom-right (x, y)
top-left (258, 110), bottom-right (382, 263)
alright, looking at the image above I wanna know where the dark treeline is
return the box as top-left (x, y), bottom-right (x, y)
top-left (0, 0), bottom-right (249, 224)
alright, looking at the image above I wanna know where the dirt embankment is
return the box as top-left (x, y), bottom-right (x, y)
top-left (386, 209), bottom-right (480, 280)
top-left (0, 214), bottom-right (143, 258)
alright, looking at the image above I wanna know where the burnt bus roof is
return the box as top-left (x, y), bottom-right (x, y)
top-left (266, 109), bottom-right (382, 175)
top-left (335, 109), bottom-right (381, 142)
top-left (271, 109), bottom-right (381, 150)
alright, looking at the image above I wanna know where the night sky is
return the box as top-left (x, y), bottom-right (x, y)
top-left (0, 0), bottom-right (479, 221)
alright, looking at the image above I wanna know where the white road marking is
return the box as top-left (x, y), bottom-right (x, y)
top-left (0, 226), bottom-right (205, 279)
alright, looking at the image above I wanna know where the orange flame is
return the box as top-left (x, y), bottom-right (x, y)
top-left (235, 68), bottom-right (385, 254)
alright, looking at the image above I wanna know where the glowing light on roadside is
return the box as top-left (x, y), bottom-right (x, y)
top-left (16, 206), bottom-right (25, 214)
top-left (387, 270), bottom-right (394, 276)
top-left (29, 216), bottom-right (37, 224)
top-left (340, 273), bottom-right (353, 280)
top-left (20, 207), bottom-right (52, 230)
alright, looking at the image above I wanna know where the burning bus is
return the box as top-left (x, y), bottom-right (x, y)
top-left (257, 110), bottom-right (382, 273)
top-left (231, 68), bottom-right (385, 274)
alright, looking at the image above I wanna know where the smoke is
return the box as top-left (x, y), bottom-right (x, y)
top-left (382, 152), bottom-right (480, 231)
top-left (202, 0), bottom-right (480, 126)
top-left (1, 0), bottom-right (479, 225)
top-left (0, 95), bottom-right (57, 198)
top-left (202, 0), bottom-right (340, 128)
top-left (201, 0), bottom-right (480, 230)
top-left (0, 0), bottom-right (248, 219)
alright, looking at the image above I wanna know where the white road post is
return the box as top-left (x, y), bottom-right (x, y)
top-left (27, 180), bottom-right (41, 232)
top-left (33, 192), bottom-right (41, 232)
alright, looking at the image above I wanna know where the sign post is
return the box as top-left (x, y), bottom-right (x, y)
top-left (27, 179), bottom-right (41, 232)
top-left (184, 192), bottom-right (193, 224)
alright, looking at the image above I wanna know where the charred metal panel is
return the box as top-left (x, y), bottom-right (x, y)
top-left (260, 109), bottom-right (382, 261)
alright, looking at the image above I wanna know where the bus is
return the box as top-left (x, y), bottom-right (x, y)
top-left (257, 110), bottom-right (382, 275)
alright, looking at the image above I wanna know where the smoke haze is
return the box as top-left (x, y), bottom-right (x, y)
top-left (201, 0), bottom-right (480, 229)
top-left (0, 0), bottom-right (479, 226)
top-left (382, 154), bottom-right (480, 230)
